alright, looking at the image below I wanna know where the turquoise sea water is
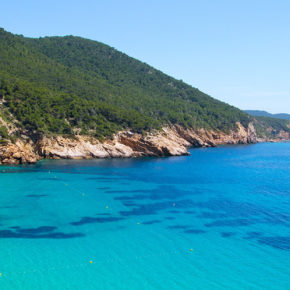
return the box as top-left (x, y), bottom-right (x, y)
top-left (0, 142), bottom-right (289, 289)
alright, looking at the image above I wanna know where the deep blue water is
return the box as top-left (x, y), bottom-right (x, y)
top-left (0, 142), bottom-right (289, 289)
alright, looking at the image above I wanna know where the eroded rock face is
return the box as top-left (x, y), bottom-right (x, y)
top-left (36, 127), bottom-right (191, 160)
top-left (0, 140), bottom-right (40, 165)
top-left (278, 130), bottom-right (290, 140)
top-left (0, 122), bottom-right (262, 165)
top-left (256, 129), bottom-right (290, 143)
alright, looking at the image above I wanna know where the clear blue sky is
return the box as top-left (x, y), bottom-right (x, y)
top-left (2, 0), bottom-right (289, 113)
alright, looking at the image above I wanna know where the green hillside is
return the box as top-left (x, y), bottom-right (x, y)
top-left (253, 116), bottom-right (290, 138)
top-left (0, 28), bottom-right (286, 141)
top-left (245, 110), bottom-right (290, 120)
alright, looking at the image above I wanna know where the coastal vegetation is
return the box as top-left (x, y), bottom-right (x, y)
top-left (0, 28), bottom-right (250, 138)
top-left (0, 28), bottom-right (289, 143)
top-left (253, 116), bottom-right (290, 138)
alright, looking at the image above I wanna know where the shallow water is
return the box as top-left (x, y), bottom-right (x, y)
top-left (0, 143), bottom-right (289, 289)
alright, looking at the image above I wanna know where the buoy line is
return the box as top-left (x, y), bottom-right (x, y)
top-left (0, 249), bottom-right (189, 277)
top-left (0, 170), bottom-right (196, 279)
top-left (0, 169), bottom-right (48, 209)
top-left (49, 170), bottom-right (112, 210)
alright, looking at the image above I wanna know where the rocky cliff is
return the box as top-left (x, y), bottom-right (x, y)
top-left (0, 122), bottom-right (259, 165)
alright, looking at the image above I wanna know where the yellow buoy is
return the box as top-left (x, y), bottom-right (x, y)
top-left (105, 206), bottom-right (109, 209)
top-left (89, 261), bottom-right (93, 264)
top-left (190, 248), bottom-right (194, 252)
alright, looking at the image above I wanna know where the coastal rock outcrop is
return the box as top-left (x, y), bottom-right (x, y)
top-left (0, 122), bottom-right (260, 165)
top-left (0, 140), bottom-right (40, 165)
top-left (36, 127), bottom-right (190, 160)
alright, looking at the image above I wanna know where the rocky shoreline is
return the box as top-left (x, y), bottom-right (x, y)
top-left (0, 122), bottom-right (288, 165)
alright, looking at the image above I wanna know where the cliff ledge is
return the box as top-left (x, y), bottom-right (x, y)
top-left (0, 122), bottom-right (262, 165)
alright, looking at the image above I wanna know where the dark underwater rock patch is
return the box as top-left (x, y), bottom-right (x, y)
top-left (0, 226), bottom-right (84, 239)
top-left (26, 194), bottom-right (48, 198)
top-left (119, 199), bottom-right (195, 217)
top-left (167, 225), bottom-right (191, 230)
top-left (142, 220), bottom-right (161, 225)
top-left (183, 229), bottom-right (206, 234)
top-left (258, 236), bottom-right (290, 251)
top-left (205, 218), bottom-right (254, 227)
top-left (221, 232), bottom-right (236, 238)
top-left (71, 216), bottom-right (124, 226)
